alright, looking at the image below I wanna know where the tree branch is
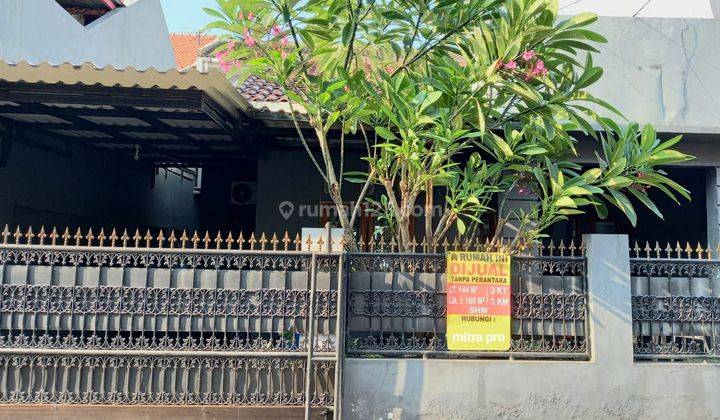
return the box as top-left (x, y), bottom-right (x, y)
top-left (287, 101), bottom-right (329, 184)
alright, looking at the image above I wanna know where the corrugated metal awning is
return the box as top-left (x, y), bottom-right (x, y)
top-left (0, 61), bottom-right (252, 116)
top-left (0, 61), bottom-right (255, 165)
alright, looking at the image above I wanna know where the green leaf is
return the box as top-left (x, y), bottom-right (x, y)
top-left (202, 7), bottom-right (226, 20)
top-left (564, 186), bottom-right (592, 196)
top-left (654, 135), bottom-right (683, 153)
top-left (557, 208), bottom-right (585, 215)
top-left (593, 200), bottom-right (608, 219)
top-left (323, 111), bottom-right (341, 133)
top-left (375, 126), bottom-right (397, 141)
top-left (555, 196), bottom-right (577, 208)
top-left (576, 67), bottom-right (603, 90)
top-left (602, 176), bottom-right (633, 188)
top-left (559, 13), bottom-right (598, 30)
top-left (456, 217), bottom-right (466, 234)
top-left (490, 134), bottom-right (514, 159)
top-left (583, 168), bottom-right (603, 182)
top-left (647, 150), bottom-right (693, 165)
top-left (609, 190), bottom-right (637, 226)
top-left (627, 187), bottom-right (664, 220)
top-left (419, 91), bottom-right (443, 114)
top-left (476, 100), bottom-right (486, 133)
top-left (641, 124), bottom-right (656, 151)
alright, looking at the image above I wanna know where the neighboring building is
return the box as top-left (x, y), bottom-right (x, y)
top-left (0, 0), bottom-right (175, 70)
top-left (169, 33), bottom-right (217, 70)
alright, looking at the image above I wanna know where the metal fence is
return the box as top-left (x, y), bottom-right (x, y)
top-left (631, 242), bottom-right (720, 360)
top-left (0, 226), bottom-right (341, 411)
top-left (0, 225), bottom-right (594, 412)
top-left (345, 246), bottom-right (589, 359)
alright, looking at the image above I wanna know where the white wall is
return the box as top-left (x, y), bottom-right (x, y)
top-left (0, 0), bottom-right (175, 70)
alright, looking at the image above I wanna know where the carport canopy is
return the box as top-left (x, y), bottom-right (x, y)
top-left (0, 61), bottom-right (254, 166)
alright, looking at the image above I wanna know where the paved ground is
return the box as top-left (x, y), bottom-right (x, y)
top-left (0, 406), bottom-right (330, 420)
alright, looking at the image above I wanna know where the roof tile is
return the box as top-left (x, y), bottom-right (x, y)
top-left (170, 33), bottom-right (218, 70)
top-left (238, 74), bottom-right (288, 103)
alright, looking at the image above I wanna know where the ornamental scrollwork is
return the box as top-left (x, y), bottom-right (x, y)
top-left (0, 354), bottom-right (335, 406)
top-left (346, 254), bottom-right (589, 358)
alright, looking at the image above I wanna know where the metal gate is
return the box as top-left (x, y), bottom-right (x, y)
top-left (0, 226), bottom-right (344, 418)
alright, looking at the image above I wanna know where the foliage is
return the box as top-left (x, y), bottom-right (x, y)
top-left (206, 0), bottom-right (693, 252)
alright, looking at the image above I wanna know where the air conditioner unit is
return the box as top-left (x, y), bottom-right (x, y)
top-left (230, 182), bottom-right (257, 205)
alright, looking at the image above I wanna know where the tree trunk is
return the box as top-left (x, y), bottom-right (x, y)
top-left (327, 181), bottom-right (358, 251)
top-left (424, 180), bottom-right (433, 252)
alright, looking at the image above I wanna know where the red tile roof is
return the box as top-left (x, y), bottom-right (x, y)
top-left (238, 75), bottom-right (288, 103)
top-left (170, 34), bottom-right (290, 104)
top-left (170, 33), bottom-right (218, 70)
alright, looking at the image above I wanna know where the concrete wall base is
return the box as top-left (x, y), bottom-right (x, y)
top-left (342, 235), bottom-right (720, 419)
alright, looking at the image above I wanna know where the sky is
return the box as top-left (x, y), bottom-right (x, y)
top-left (160, 0), bottom-right (219, 33)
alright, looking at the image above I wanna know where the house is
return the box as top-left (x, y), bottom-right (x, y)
top-left (0, 0), bottom-right (719, 249)
top-left (1, 2), bottom-right (720, 417)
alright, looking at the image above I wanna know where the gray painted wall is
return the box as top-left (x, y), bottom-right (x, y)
top-left (590, 16), bottom-right (720, 134)
top-left (342, 235), bottom-right (720, 419)
top-left (0, 0), bottom-right (175, 70)
top-left (255, 149), bottom-right (368, 234)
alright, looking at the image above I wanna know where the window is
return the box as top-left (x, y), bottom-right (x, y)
top-left (53, 1), bottom-right (122, 26)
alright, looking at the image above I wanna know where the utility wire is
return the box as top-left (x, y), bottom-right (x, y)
top-left (633, 0), bottom-right (654, 17)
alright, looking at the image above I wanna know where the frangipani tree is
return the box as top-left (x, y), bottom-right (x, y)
top-left (206, 0), bottom-right (693, 252)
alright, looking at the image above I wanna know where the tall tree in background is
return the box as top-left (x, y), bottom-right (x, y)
top-left (206, 0), bottom-right (693, 252)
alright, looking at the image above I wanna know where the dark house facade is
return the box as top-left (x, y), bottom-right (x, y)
top-left (0, 3), bottom-right (719, 250)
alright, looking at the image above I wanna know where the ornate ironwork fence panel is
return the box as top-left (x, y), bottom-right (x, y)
top-left (0, 243), bottom-right (339, 406)
top-left (0, 355), bottom-right (334, 406)
top-left (345, 253), bottom-right (589, 359)
top-left (631, 258), bottom-right (720, 360)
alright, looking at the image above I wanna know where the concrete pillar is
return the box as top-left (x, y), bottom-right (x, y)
top-left (583, 234), bottom-right (633, 367)
top-left (706, 167), bottom-right (720, 249)
top-left (710, 0), bottom-right (720, 19)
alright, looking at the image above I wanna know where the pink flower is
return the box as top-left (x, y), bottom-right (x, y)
top-left (219, 60), bottom-right (231, 73)
top-left (247, 12), bottom-right (255, 21)
top-left (227, 41), bottom-right (236, 51)
top-left (270, 25), bottom-right (283, 37)
top-left (281, 36), bottom-right (289, 47)
top-left (281, 50), bottom-right (288, 59)
top-left (243, 28), bottom-right (256, 47)
top-left (215, 50), bottom-right (228, 64)
top-left (504, 60), bottom-right (517, 70)
top-left (238, 11), bottom-right (244, 20)
top-left (521, 50), bottom-right (536, 61)
top-left (532, 59), bottom-right (548, 76)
